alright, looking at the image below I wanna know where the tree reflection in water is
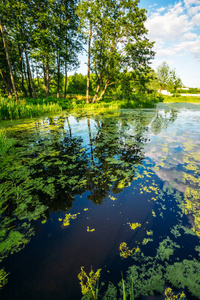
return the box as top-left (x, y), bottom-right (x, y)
top-left (1, 106), bottom-right (200, 300)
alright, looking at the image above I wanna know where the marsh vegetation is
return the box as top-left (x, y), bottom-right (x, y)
top-left (0, 103), bottom-right (200, 299)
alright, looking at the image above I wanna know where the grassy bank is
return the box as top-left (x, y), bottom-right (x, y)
top-left (0, 94), bottom-right (161, 120)
top-left (163, 95), bottom-right (200, 102)
top-left (0, 97), bottom-right (62, 120)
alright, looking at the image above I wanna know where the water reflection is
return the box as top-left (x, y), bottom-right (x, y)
top-left (1, 105), bottom-right (200, 299)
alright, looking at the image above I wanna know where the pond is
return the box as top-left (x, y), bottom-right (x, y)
top-left (0, 103), bottom-right (200, 299)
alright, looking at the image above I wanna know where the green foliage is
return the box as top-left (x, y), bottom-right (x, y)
top-left (0, 97), bottom-right (62, 120)
top-left (67, 74), bottom-right (88, 94)
top-left (118, 263), bottom-right (165, 298)
top-left (163, 95), bottom-right (200, 102)
top-left (102, 282), bottom-right (117, 300)
top-left (168, 69), bottom-right (182, 96)
top-left (178, 88), bottom-right (200, 94)
top-left (156, 62), bottom-right (183, 93)
top-left (78, 266), bottom-right (101, 300)
top-left (0, 128), bottom-right (14, 157)
top-left (0, 268), bottom-right (9, 289)
top-left (78, 0), bottom-right (154, 103)
top-left (156, 237), bottom-right (180, 261)
top-left (157, 62), bottom-right (170, 90)
top-left (166, 260), bottom-right (200, 298)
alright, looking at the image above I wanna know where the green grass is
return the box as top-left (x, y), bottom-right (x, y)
top-left (0, 97), bottom-right (62, 120)
top-left (57, 94), bottom-right (161, 110)
top-left (1, 93), bottom-right (200, 121)
top-left (0, 94), bottom-right (161, 121)
top-left (163, 95), bottom-right (200, 103)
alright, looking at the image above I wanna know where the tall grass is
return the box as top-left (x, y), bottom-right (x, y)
top-left (60, 94), bottom-right (161, 111)
top-left (0, 97), bottom-right (62, 120)
top-left (0, 93), bottom-right (161, 121)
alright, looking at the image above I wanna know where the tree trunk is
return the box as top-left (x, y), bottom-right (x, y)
top-left (36, 64), bottom-right (40, 89)
top-left (42, 58), bottom-right (47, 94)
top-left (18, 46), bottom-right (27, 97)
top-left (64, 62), bottom-right (67, 98)
top-left (27, 65), bottom-right (32, 97)
top-left (0, 18), bottom-right (18, 103)
top-left (0, 69), bottom-right (12, 98)
top-left (46, 60), bottom-right (50, 97)
top-left (66, 117), bottom-right (72, 138)
top-left (86, 23), bottom-right (92, 104)
top-left (87, 115), bottom-right (93, 161)
top-left (57, 53), bottom-right (60, 98)
top-left (96, 81), bottom-right (109, 102)
top-left (91, 81), bottom-right (100, 103)
top-left (24, 47), bottom-right (37, 99)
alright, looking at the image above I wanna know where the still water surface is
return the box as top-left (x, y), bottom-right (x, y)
top-left (1, 103), bottom-right (200, 299)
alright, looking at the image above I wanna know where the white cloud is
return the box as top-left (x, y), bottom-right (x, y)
top-left (191, 13), bottom-right (200, 25)
top-left (187, 5), bottom-right (200, 16)
top-left (156, 48), bottom-right (177, 57)
top-left (156, 7), bottom-right (166, 13)
top-left (146, 3), bottom-right (190, 41)
top-left (175, 38), bottom-right (200, 59)
top-left (182, 32), bottom-right (198, 39)
top-left (184, 0), bottom-right (200, 8)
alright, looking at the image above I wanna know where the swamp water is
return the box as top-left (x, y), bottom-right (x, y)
top-left (0, 103), bottom-right (200, 299)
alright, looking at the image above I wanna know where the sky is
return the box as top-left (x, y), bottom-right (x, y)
top-left (75, 0), bottom-right (200, 88)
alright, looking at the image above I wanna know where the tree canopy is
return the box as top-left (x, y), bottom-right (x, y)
top-left (156, 62), bottom-right (183, 94)
top-left (0, 0), bottom-right (155, 102)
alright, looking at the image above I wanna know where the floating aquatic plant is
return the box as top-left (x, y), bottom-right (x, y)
top-left (78, 266), bottom-right (101, 299)
top-left (156, 237), bottom-right (180, 261)
top-left (87, 227), bottom-right (95, 232)
top-left (164, 287), bottom-right (186, 300)
top-left (127, 223), bottom-right (141, 231)
top-left (0, 269), bottom-right (9, 289)
top-left (62, 213), bottom-right (78, 226)
top-left (119, 242), bottom-right (133, 258)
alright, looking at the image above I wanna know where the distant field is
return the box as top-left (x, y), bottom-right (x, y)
top-left (163, 95), bottom-right (200, 102)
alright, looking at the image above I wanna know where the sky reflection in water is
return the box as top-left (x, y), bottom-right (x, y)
top-left (0, 103), bottom-right (200, 299)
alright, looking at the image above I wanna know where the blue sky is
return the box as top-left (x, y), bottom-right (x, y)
top-left (142, 0), bottom-right (200, 87)
top-left (75, 0), bottom-right (200, 88)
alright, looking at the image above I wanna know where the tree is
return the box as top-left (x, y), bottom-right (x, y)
top-left (0, 36), bottom-right (13, 98)
top-left (156, 62), bottom-right (170, 91)
top-left (77, 0), bottom-right (98, 103)
top-left (82, 0), bottom-right (155, 103)
top-left (168, 69), bottom-right (182, 97)
top-left (156, 62), bottom-right (183, 95)
top-left (0, 18), bottom-right (19, 103)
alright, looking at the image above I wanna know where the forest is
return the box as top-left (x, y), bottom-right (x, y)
top-left (0, 0), bottom-right (156, 104)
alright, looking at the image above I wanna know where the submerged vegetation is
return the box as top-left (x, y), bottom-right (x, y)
top-left (0, 106), bottom-right (200, 299)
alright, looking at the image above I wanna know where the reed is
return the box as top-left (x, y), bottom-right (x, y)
top-left (0, 97), bottom-right (62, 120)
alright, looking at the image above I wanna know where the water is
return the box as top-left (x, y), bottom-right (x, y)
top-left (0, 103), bottom-right (200, 299)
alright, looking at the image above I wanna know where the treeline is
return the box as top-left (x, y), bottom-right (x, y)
top-left (0, 0), bottom-right (82, 103)
top-left (0, 0), bottom-right (155, 104)
top-left (66, 71), bottom-right (159, 97)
